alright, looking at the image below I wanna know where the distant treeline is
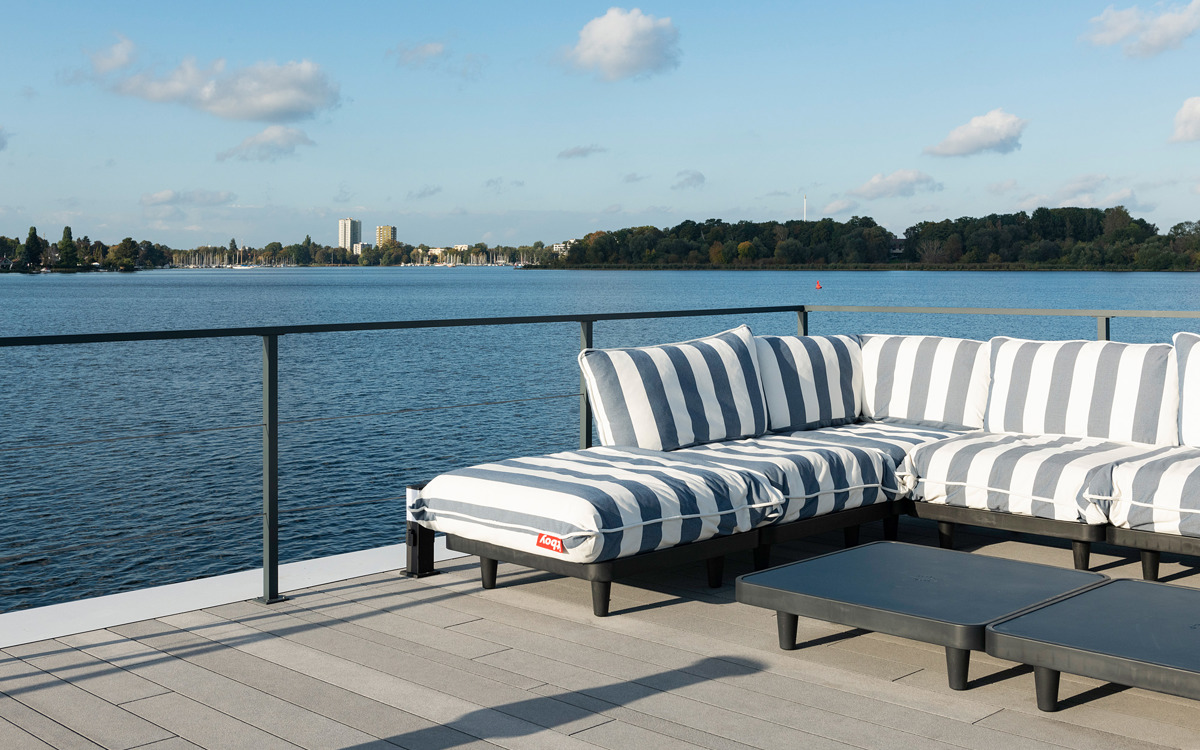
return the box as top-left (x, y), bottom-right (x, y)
top-left (551, 207), bottom-right (1200, 271)
top-left (4, 205), bottom-right (1199, 272)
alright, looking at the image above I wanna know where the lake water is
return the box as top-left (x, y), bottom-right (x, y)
top-left (2, 267), bottom-right (1198, 611)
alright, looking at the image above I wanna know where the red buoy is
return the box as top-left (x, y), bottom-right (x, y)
top-left (815, 281), bottom-right (822, 290)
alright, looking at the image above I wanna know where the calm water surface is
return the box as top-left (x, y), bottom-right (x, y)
top-left (1, 267), bottom-right (1198, 611)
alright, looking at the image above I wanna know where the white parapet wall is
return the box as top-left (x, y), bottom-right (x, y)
top-left (0, 540), bottom-right (466, 648)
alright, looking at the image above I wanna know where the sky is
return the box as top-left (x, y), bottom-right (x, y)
top-left (2, 0), bottom-right (1199, 249)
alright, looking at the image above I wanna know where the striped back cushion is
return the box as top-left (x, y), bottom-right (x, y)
top-left (986, 337), bottom-right (1178, 446)
top-left (754, 335), bottom-right (862, 432)
top-left (579, 325), bottom-right (768, 451)
top-left (1177, 332), bottom-right (1200, 446)
top-left (860, 335), bottom-right (990, 429)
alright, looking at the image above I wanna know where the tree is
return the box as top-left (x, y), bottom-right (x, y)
top-left (106, 237), bottom-right (138, 270)
top-left (57, 226), bottom-right (79, 267)
top-left (19, 227), bottom-right (44, 269)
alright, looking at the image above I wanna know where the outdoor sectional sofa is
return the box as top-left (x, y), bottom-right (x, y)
top-left (406, 324), bottom-right (1200, 616)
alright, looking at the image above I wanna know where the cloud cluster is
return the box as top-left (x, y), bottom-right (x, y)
top-left (91, 34), bottom-right (135, 74)
top-left (849, 169), bottom-right (942, 199)
top-left (408, 185), bottom-right (443, 201)
top-left (485, 177), bottom-right (525, 193)
top-left (389, 41), bottom-right (484, 80)
top-left (623, 172), bottom-right (648, 183)
top-left (822, 198), bottom-right (858, 215)
top-left (558, 144), bottom-right (607, 159)
top-left (925, 109), bottom-right (1028, 156)
top-left (1016, 173), bottom-right (1154, 212)
top-left (1085, 1), bottom-right (1200, 57)
top-left (671, 170), bottom-right (705, 190)
top-left (1171, 96), bottom-right (1200, 141)
top-left (140, 189), bottom-right (236, 206)
top-left (391, 42), bottom-right (447, 68)
top-left (570, 8), bottom-right (680, 81)
top-left (216, 126), bottom-right (315, 162)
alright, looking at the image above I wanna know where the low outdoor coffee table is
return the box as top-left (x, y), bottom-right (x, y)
top-left (987, 578), bottom-right (1200, 711)
top-left (735, 541), bottom-right (1106, 689)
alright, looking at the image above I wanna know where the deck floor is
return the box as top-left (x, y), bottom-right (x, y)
top-left (3, 519), bottom-right (1200, 750)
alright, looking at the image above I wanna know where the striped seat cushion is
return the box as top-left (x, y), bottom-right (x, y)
top-left (675, 432), bottom-right (899, 523)
top-left (908, 432), bottom-right (1167, 524)
top-left (985, 337), bottom-right (1178, 445)
top-left (861, 335), bottom-right (990, 430)
top-left (1109, 447), bottom-right (1200, 537)
top-left (579, 325), bottom-right (768, 451)
top-left (754, 334), bottom-right (862, 432)
top-left (1176, 332), bottom-right (1200, 446)
top-left (408, 446), bottom-right (784, 564)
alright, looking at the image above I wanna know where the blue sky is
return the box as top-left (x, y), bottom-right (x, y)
top-left (2, 1), bottom-right (1199, 248)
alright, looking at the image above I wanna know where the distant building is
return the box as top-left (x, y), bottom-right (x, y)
top-left (352, 243), bottom-right (370, 255)
top-left (552, 239), bottom-right (578, 256)
top-left (453, 244), bottom-right (470, 252)
top-left (377, 225), bottom-right (396, 246)
top-left (338, 218), bottom-right (362, 250)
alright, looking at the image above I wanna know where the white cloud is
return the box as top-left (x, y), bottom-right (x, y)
top-left (823, 198), bottom-right (858, 215)
top-left (1171, 96), bottom-right (1200, 141)
top-left (485, 177), bottom-right (524, 193)
top-left (91, 34), bottom-right (135, 74)
top-left (671, 170), bottom-right (705, 190)
top-left (1084, 1), bottom-right (1200, 57)
top-left (216, 126), bottom-right (315, 162)
top-left (391, 42), bottom-right (446, 68)
top-left (924, 109), bottom-right (1028, 156)
top-left (557, 144), bottom-right (607, 159)
top-left (107, 55), bottom-right (339, 122)
top-left (1055, 173), bottom-right (1110, 205)
top-left (988, 179), bottom-right (1019, 195)
top-left (849, 169), bottom-right (942, 199)
top-left (1101, 187), bottom-right (1155, 212)
top-left (140, 189), bottom-right (236, 206)
top-left (407, 185), bottom-right (443, 201)
top-left (569, 8), bottom-right (681, 81)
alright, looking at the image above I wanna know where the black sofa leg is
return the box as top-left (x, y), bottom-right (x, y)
top-left (480, 557), bottom-right (498, 589)
top-left (843, 525), bottom-right (861, 548)
top-left (1071, 541), bottom-right (1091, 571)
top-left (937, 521), bottom-right (955, 550)
top-left (753, 544), bottom-right (772, 571)
top-left (883, 515), bottom-right (900, 541)
top-left (405, 521), bottom-right (439, 578)
top-left (1141, 550), bottom-right (1161, 581)
top-left (591, 580), bottom-right (611, 617)
top-left (706, 556), bottom-right (725, 588)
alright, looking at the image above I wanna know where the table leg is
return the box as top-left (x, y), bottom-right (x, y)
top-left (1034, 666), bottom-right (1061, 712)
top-left (480, 557), bottom-right (497, 589)
top-left (945, 647), bottom-right (970, 690)
top-left (776, 611), bottom-right (799, 650)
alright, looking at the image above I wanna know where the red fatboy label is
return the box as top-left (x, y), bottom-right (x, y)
top-left (536, 533), bottom-right (565, 554)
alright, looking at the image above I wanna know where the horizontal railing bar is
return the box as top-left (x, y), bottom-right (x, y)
top-left (803, 305), bottom-right (1200, 319)
top-left (0, 305), bottom-right (806, 348)
top-left (0, 422), bottom-right (266, 453)
top-left (277, 392), bottom-right (580, 427)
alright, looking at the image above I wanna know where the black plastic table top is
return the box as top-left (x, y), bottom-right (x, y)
top-left (989, 579), bottom-right (1200, 672)
top-left (737, 541), bottom-right (1107, 627)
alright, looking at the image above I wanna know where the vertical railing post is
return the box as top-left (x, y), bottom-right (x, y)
top-left (1096, 316), bottom-right (1111, 341)
top-left (580, 320), bottom-right (594, 449)
top-left (261, 334), bottom-right (285, 603)
top-left (798, 309), bottom-right (809, 336)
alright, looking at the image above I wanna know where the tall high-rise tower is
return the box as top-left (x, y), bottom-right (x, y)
top-left (377, 225), bottom-right (397, 246)
top-left (338, 218), bottom-right (361, 250)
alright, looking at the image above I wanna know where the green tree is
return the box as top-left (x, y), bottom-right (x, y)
top-left (57, 226), bottom-right (79, 267)
top-left (106, 237), bottom-right (138, 270)
top-left (19, 227), bottom-right (45, 269)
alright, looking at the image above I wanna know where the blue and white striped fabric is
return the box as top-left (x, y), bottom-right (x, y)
top-left (985, 337), bottom-right (1178, 446)
top-left (860, 335), bottom-right (990, 430)
top-left (1176, 332), bottom-right (1200, 447)
top-left (1109, 447), bottom-right (1200, 537)
top-left (408, 446), bottom-right (784, 564)
top-left (754, 334), bottom-right (862, 432)
top-left (907, 432), bottom-right (1169, 525)
top-left (675, 432), bottom-right (899, 523)
top-left (579, 325), bottom-right (768, 451)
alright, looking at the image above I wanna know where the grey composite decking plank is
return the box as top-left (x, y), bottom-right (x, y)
top-left (200, 600), bottom-right (611, 737)
top-left (66, 621), bottom-right (496, 750)
top-left (62, 625), bottom-right (393, 750)
top-left (0, 714), bottom-right (55, 750)
top-left (5, 637), bottom-right (171, 706)
top-left (976, 708), bottom-right (1178, 750)
top-left (0, 649), bottom-right (173, 750)
top-left (121, 692), bottom-right (305, 750)
top-left (569, 717), bottom-right (712, 750)
top-left (0, 695), bottom-right (104, 750)
top-left (153, 609), bottom-right (600, 750)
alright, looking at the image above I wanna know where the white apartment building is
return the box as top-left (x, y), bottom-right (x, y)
top-left (338, 218), bottom-right (362, 251)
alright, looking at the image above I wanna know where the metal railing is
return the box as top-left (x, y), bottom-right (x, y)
top-left (4, 303), bottom-right (1199, 604)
